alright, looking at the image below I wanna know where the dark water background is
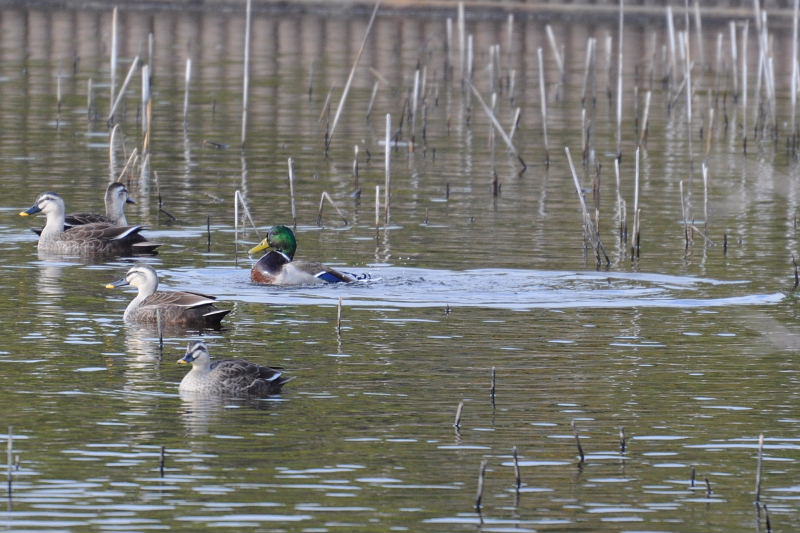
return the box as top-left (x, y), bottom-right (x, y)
top-left (0, 3), bottom-right (798, 532)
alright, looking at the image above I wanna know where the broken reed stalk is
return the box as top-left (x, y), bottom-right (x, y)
top-left (317, 191), bottom-right (348, 226)
top-left (614, 158), bottom-right (626, 243)
top-left (453, 400), bottom-right (464, 429)
top-left (632, 146), bottom-right (641, 258)
top-left (352, 145), bottom-right (360, 191)
top-left (374, 185), bottom-right (381, 232)
top-left (108, 123), bottom-right (120, 178)
top-left (384, 113), bottom-right (391, 224)
top-left (545, 25), bottom-right (564, 79)
top-left (467, 81), bottom-right (524, 168)
top-left (241, 0), bottom-right (252, 147)
top-left (639, 91), bottom-right (653, 146)
top-left (565, 146), bottom-right (597, 254)
top-left (458, 2), bottom-right (465, 81)
top-left (793, 255), bottom-right (799, 290)
top-left (490, 367), bottom-right (496, 403)
top-left (512, 446), bottom-right (521, 489)
top-left (141, 64), bottom-right (151, 137)
top-left (366, 80), bottom-right (380, 119)
top-left (159, 446), bottom-right (166, 477)
top-left (107, 55), bottom-right (141, 123)
top-left (327, 1), bottom-right (381, 149)
top-left (755, 433), bottom-right (764, 502)
top-left (287, 158), bottom-right (297, 229)
top-left (234, 190), bottom-right (258, 232)
top-left (116, 147), bottom-right (139, 183)
top-left (702, 162), bottom-right (709, 230)
top-left (690, 466), bottom-right (696, 487)
top-left (183, 58), bottom-right (192, 127)
top-left (156, 308), bottom-right (163, 354)
top-left (680, 180), bottom-right (689, 247)
top-left (616, 0), bottom-right (624, 159)
top-left (705, 477), bottom-right (712, 497)
top-left (793, 0), bottom-right (800, 142)
top-left (475, 460), bottom-right (487, 514)
top-left (6, 426), bottom-right (12, 498)
top-left (508, 107), bottom-right (521, 142)
top-left (206, 215), bottom-right (211, 251)
top-left (619, 426), bottom-right (627, 453)
top-left (571, 420), bottom-right (585, 464)
top-left (336, 297), bottom-right (343, 334)
top-left (110, 7), bottom-right (118, 116)
top-left (538, 48), bottom-right (550, 165)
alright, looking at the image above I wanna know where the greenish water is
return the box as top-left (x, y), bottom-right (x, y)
top-left (0, 4), bottom-right (799, 532)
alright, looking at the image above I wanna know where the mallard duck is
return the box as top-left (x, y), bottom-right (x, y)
top-left (106, 264), bottom-right (230, 329)
top-left (178, 340), bottom-right (292, 396)
top-left (20, 192), bottom-right (160, 255)
top-left (248, 225), bottom-right (355, 285)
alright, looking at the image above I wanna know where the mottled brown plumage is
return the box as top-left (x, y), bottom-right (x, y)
top-left (107, 264), bottom-right (229, 329)
top-left (21, 192), bottom-right (159, 255)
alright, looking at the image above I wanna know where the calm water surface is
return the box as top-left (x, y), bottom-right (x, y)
top-left (0, 3), bottom-right (798, 532)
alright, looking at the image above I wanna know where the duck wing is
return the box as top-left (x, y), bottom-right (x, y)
top-left (141, 290), bottom-right (218, 309)
top-left (60, 222), bottom-right (142, 242)
top-left (292, 260), bottom-right (355, 283)
top-left (210, 359), bottom-right (288, 396)
top-left (64, 213), bottom-right (113, 226)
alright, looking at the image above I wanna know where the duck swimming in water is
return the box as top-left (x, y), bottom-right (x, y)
top-left (106, 264), bottom-right (229, 329)
top-left (20, 191), bottom-right (159, 255)
top-left (178, 340), bottom-right (292, 396)
top-left (248, 225), bottom-right (356, 285)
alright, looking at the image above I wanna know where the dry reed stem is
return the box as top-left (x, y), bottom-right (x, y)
top-left (107, 55), bottom-right (141, 123)
top-left (327, 1), bottom-right (381, 148)
top-left (287, 158), bottom-right (297, 229)
top-left (241, 0), bottom-right (252, 146)
top-left (317, 191), bottom-right (349, 227)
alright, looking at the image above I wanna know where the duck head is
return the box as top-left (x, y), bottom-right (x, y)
top-left (19, 192), bottom-right (65, 218)
top-left (106, 263), bottom-right (159, 293)
top-left (178, 340), bottom-right (211, 367)
top-left (249, 225), bottom-right (297, 259)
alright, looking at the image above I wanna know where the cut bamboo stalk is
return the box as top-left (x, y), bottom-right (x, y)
top-left (336, 297), bottom-right (343, 334)
top-left (241, 0), bottom-right (252, 147)
top-left (327, 1), bottom-right (381, 149)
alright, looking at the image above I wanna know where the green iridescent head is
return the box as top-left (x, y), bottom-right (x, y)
top-left (248, 225), bottom-right (297, 259)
